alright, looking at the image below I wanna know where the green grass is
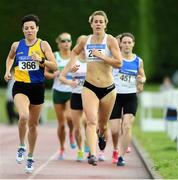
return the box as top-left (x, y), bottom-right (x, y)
top-left (144, 83), bottom-right (160, 91)
top-left (0, 88), bottom-right (7, 123)
top-left (133, 125), bottom-right (178, 179)
top-left (133, 84), bottom-right (178, 179)
top-left (133, 101), bottom-right (178, 179)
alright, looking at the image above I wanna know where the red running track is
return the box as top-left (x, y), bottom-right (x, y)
top-left (0, 123), bottom-right (152, 179)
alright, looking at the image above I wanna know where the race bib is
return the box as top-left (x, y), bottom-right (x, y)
top-left (19, 61), bottom-right (39, 71)
top-left (119, 73), bottom-right (136, 84)
top-left (86, 44), bottom-right (105, 61)
top-left (77, 79), bottom-right (85, 86)
top-left (88, 49), bottom-right (102, 58)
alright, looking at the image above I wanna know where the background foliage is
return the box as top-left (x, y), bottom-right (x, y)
top-left (0, 0), bottom-right (178, 86)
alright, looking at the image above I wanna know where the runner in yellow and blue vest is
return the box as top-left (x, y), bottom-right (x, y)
top-left (4, 14), bottom-right (57, 173)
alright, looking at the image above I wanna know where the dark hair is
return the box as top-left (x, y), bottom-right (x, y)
top-left (21, 14), bottom-right (39, 27)
top-left (120, 32), bottom-right (135, 42)
top-left (115, 34), bottom-right (122, 40)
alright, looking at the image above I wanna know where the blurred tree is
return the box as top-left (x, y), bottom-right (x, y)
top-left (0, 0), bottom-right (177, 86)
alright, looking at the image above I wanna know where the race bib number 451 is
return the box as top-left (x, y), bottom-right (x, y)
top-left (19, 61), bottom-right (39, 71)
top-left (119, 73), bottom-right (136, 84)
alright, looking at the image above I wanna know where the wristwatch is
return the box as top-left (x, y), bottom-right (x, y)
top-left (40, 57), bottom-right (45, 64)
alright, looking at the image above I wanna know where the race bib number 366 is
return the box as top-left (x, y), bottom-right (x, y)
top-left (19, 61), bottom-right (39, 71)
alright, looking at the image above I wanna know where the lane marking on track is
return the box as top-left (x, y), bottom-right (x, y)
top-left (27, 151), bottom-right (58, 179)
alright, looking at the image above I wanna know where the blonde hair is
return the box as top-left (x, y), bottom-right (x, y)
top-left (88, 10), bottom-right (108, 25)
top-left (55, 32), bottom-right (71, 43)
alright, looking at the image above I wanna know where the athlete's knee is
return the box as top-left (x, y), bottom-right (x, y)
top-left (58, 118), bottom-right (65, 126)
top-left (111, 127), bottom-right (119, 135)
top-left (18, 113), bottom-right (28, 128)
top-left (86, 113), bottom-right (97, 125)
top-left (19, 112), bottom-right (29, 122)
top-left (87, 121), bottom-right (97, 127)
top-left (87, 117), bottom-right (97, 126)
top-left (18, 118), bottom-right (27, 128)
top-left (123, 121), bottom-right (132, 133)
top-left (110, 120), bottom-right (120, 135)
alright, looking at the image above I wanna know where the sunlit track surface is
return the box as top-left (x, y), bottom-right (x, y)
top-left (0, 124), bottom-right (152, 179)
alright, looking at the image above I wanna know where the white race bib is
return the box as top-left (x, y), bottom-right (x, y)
top-left (118, 73), bottom-right (136, 84)
top-left (19, 61), bottom-right (39, 71)
top-left (77, 79), bottom-right (85, 86)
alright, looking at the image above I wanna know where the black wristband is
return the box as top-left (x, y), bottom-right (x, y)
top-left (40, 57), bottom-right (45, 64)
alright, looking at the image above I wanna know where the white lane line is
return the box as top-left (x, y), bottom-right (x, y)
top-left (27, 151), bottom-right (58, 179)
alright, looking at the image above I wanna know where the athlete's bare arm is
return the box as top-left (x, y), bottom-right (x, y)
top-left (69, 36), bottom-right (87, 72)
top-left (4, 42), bottom-right (19, 82)
top-left (40, 41), bottom-right (57, 71)
top-left (137, 59), bottom-right (146, 92)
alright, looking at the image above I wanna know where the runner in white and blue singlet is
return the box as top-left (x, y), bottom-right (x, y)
top-left (110, 33), bottom-right (146, 166)
top-left (67, 11), bottom-right (122, 166)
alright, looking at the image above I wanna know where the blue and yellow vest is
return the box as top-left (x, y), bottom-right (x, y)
top-left (14, 38), bottom-right (45, 83)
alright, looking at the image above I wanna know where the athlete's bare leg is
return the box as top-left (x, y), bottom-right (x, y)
top-left (110, 119), bottom-right (121, 150)
top-left (54, 104), bottom-right (66, 150)
top-left (28, 104), bottom-right (42, 155)
top-left (71, 110), bottom-right (83, 149)
top-left (65, 100), bottom-right (73, 134)
top-left (82, 88), bottom-right (99, 156)
top-left (98, 90), bottom-right (116, 140)
top-left (14, 94), bottom-right (30, 146)
top-left (118, 114), bottom-right (134, 156)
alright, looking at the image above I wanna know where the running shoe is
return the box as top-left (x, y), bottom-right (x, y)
top-left (88, 155), bottom-right (97, 166)
top-left (58, 149), bottom-right (66, 160)
top-left (77, 150), bottom-right (84, 162)
top-left (98, 150), bottom-right (105, 161)
top-left (69, 133), bottom-right (76, 149)
top-left (98, 135), bottom-right (106, 151)
top-left (117, 156), bottom-right (125, 166)
top-left (16, 146), bottom-right (26, 164)
top-left (112, 150), bottom-right (118, 164)
top-left (126, 146), bottom-right (131, 153)
top-left (25, 157), bottom-right (34, 173)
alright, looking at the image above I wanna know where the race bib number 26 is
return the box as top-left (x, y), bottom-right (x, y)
top-left (19, 61), bottom-right (39, 71)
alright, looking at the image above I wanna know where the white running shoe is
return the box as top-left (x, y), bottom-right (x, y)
top-left (25, 157), bottom-right (34, 173)
top-left (16, 146), bottom-right (26, 164)
top-left (98, 150), bottom-right (105, 161)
